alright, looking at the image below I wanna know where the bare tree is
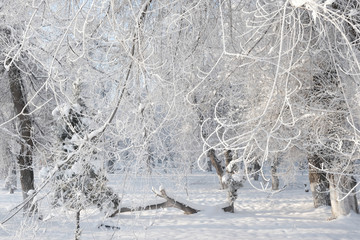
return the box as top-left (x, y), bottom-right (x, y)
top-left (7, 59), bottom-right (35, 211)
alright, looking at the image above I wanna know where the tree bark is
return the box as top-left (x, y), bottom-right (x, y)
top-left (329, 174), bottom-right (359, 218)
top-left (75, 210), bottom-right (81, 240)
top-left (253, 160), bottom-right (260, 181)
top-left (224, 150), bottom-right (235, 213)
top-left (207, 148), bottom-right (225, 189)
top-left (271, 155), bottom-right (279, 191)
top-left (8, 61), bottom-right (35, 211)
top-left (224, 150), bottom-right (232, 167)
top-left (307, 154), bottom-right (330, 208)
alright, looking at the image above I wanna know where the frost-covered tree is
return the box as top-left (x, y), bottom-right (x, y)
top-left (0, 2), bottom-right (46, 210)
top-left (51, 98), bottom-right (120, 216)
top-left (2, 2), bottom-right (360, 233)
top-left (211, 0), bottom-right (360, 217)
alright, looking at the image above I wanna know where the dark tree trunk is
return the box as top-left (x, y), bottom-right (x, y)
top-left (8, 61), bottom-right (35, 211)
top-left (253, 160), bottom-right (260, 181)
top-left (207, 149), bottom-right (225, 189)
top-left (271, 155), bottom-right (279, 191)
top-left (224, 150), bottom-right (232, 167)
top-left (308, 154), bottom-right (330, 208)
top-left (75, 210), bottom-right (81, 240)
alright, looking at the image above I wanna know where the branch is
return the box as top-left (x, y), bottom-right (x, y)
top-left (108, 185), bottom-right (237, 217)
top-left (109, 187), bottom-right (200, 217)
top-left (152, 187), bottom-right (200, 215)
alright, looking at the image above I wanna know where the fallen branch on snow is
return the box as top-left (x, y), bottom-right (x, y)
top-left (109, 187), bottom-right (233, 217)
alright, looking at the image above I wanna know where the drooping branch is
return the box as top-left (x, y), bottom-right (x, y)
top-left (89, 0), bottom-right (153, 142)
top-left (1, 0), bottom-right (155, 225)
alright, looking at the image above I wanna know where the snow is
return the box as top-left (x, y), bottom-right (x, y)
top-left (289, 0), bottom-right (316, 8)
top-left (27, 190), bottom-right (35, 196)
top-left (70, 161), bottom-right (83, 175)
top-left (38, 167), bottom-right (50, 182)
top-left (289, 0), bottom-right (321, 21)
top-left (289, 0), bottom-right (334, 8)
top-left (0, 172), bottom-right (359, 240)
top-left (289, 0), bottom-right (336, 22)
top-left (51, 103), bottom-right (71, 119)
top-left (349, 9), bottom-right (358, 17)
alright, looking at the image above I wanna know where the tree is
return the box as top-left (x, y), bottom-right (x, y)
top-left (0, 0), bottom-right (56, 213)
top-left (0, 25), bottom-right (36, 211)
top-left (290, 1), bottom-right (360, 217)
top-left (2, 1), bottom-right (360, 231)
top-left (225, 0), bottom-right (360, 217)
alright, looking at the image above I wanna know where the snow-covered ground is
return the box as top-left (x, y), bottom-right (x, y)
top-left (0, 172), bottom-right (359, 240)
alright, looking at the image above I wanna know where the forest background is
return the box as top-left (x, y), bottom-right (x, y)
top-left (1, 0), bottom-right (360, 239)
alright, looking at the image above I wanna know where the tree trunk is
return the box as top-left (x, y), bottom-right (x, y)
top-left (75, 210), bottom-right (81, 240)
top-left (329, 174), bottom-right (359, 218)
top-left (224, 150), bottom-right (232, 167)
top-left (207, 149), bottom-right (225, 189)
top-left (308, 154), bottom-right (330, 208)
top-left (253, 160), bottom-right (260, 181)
top-left (224, 150), bottom-right (235, 213)
top-left (8, 61), bottom-right (35, 211)
top-left (271, 155), bottom-right (279, 191)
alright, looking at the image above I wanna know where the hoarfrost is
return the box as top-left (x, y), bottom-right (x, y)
top-left (52, 103), bottom-right (71, 119)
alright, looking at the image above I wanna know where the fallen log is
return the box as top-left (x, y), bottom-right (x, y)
top-left (109, 187), bottom-right (233, 217)
top-left (152, 188), bottom-right (200, 214)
